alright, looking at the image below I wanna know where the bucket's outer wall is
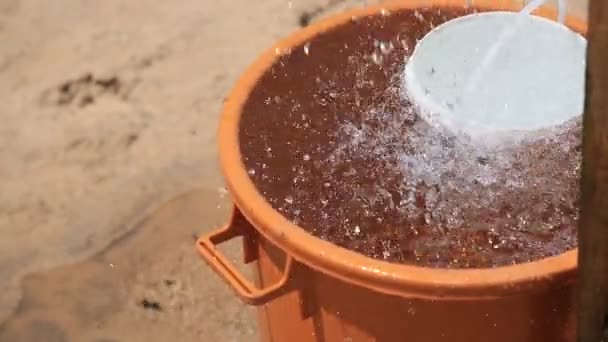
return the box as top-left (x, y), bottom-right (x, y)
top-left (251, 205), bottom-right (576, 341)
top-left (210, 1), bottom-right (586, 341)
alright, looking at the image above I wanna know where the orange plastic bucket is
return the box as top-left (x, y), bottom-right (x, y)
top-left (198, 1), bottom-right (586, 341)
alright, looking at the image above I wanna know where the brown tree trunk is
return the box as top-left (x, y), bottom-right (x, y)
top-left (578, 0), bottom-right (608, 341)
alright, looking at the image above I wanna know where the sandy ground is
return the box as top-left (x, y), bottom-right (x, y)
top-left (0, 0), bottom-right (377, 340)
top-left (0, 0), bottom-right (587, 341)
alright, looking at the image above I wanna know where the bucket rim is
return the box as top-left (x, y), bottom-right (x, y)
top-left (218, 0), bottom-right (585, 299)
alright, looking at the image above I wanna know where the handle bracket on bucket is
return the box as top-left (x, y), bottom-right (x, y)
top-left (197, 210), bottom-right (293, 306)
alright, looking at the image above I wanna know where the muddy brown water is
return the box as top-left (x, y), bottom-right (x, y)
top-left (239, 8), bottom-right (581, 268)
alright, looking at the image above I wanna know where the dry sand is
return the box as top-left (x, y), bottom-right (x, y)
top-left (0, 0), bottom-right (377, 340)
top-left (0, 0), bottom-right (586, 341)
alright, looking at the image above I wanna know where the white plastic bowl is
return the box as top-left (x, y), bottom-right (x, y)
top-left (403, 11), bottom-right (586, 145)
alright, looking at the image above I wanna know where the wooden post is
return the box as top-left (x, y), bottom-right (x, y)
top-left (578, 0), bottom-right (608, 341)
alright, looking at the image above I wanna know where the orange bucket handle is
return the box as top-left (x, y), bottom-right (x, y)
top-left (197, 223), bottom-right (293, 306)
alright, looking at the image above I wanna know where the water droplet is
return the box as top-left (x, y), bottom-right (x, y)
top-left (354, 225), bottom-right (361, 235)
top-left (424, 212), bottom-right (432, 224)
top-left (303, 42), bottom-right (310, 55)
top-left (217, 187), bottom-right (228, 198)
top-left (303, 154), bottom-right (311, 161)
top-left (371, 52), bottom-right (383, 65)
top-left (285, 196), bottom-right (294, 204)
top-left (379, 41), bottom-right (394, 54)
top-left (248, 168), bottom-right (256, 175)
